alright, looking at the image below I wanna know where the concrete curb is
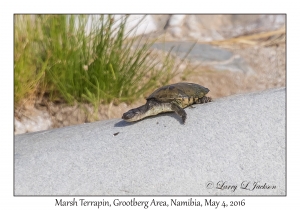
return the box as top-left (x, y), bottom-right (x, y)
top-left (15, 88), bottom-right (286, 195)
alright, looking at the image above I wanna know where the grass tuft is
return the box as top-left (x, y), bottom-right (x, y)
top-left (14, 15), bottom-right (180, 110)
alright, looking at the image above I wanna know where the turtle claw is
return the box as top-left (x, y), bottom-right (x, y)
top-left (182, 115), bottom-right (186, 124)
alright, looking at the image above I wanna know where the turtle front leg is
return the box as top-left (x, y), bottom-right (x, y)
top-left (171, 102), bottom-right (187, 124)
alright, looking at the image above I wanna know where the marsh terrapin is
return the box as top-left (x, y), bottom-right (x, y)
top-left (122, 82), bottom-right (212, 124)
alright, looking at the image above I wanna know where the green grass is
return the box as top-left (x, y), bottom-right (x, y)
top-left (14, 15), bottom-right (181, 109)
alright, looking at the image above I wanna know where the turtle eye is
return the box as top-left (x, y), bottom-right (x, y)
top-left (169, 85), bottom-right (175, 90)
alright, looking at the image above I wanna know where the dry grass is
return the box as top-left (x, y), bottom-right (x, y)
top-left (208, 27), bottom-right (286, 48)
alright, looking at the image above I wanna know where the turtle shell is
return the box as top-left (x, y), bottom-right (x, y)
top-left (147, 82), bottom-right (209, 108)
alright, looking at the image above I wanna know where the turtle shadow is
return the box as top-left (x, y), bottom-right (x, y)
top-left (114, 120), bottom-right (136, 127)
top-left (114, 112), bottom-right (183, 127)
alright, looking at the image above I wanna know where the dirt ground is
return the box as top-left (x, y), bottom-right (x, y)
top-left (14, 40), bottom-right (286, 133)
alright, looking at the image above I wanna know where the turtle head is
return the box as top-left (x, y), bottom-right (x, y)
top-left (122, 108), bottom-right (143, 122)
top-left (122, 104), bottom-right (149, 122)
top-left (122, 99), bottom-right (172, 122)
top-left (122, 100), bottom-right (162, 122)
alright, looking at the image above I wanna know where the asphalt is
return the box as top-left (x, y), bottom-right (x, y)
top-left (14, 87), bottom-right (286, 195)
